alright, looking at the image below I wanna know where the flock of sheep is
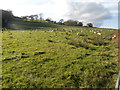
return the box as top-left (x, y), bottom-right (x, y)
top-left (19, 27), bottom-right (117, 40)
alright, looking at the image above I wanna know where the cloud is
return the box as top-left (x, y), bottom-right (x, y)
top-left (0, 0), bottom-right (117, 27)
top-left (65, 2), bottom-right (112, 27)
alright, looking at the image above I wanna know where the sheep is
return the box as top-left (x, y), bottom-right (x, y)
top-left (21, 31), bottom-right (25, 32)
top-left (43, 30), bottom-right (46, 32)
top-left (93, 32), bottom-right (96, 34)
top-left (77, 33), bottom-right (80, 35)
top-left (70, 30), bottom-right (73, 32)
top-left (66, 30), bottom-right (69, 32)
top-left (112, 34), bottom-right (117, 40)
top-left (67, 30), bottom-right (72, 32)
top-left (97, 33), bottom-right (101, 35)
top-left (50, 30), bottom-right (55, 32)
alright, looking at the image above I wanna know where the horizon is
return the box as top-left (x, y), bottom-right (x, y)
top-left (0, 0), bottom-right (118, 29)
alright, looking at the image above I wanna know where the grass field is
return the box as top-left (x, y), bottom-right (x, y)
top-left (2, 20), bottom-right (119, 88)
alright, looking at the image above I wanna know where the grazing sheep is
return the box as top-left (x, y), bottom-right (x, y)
top-left (70, 30), bottom-right (73, 32)
top-left (51, 30), bottom-right (55, 32)
top-left (77, 33), bottom-right (79, 35)
top-left (66, 30), bottom-right (69, 32)
top-left (112, 34), bottom-right (117, 40)
top-left (67, 30), bottom-right (71, 32)
top-left (93, 32), bottom-right (96, 34)
top-left (43, 30), bottom-right (46, 32)
top-left (97, 33), bottom-right (101, 35)
top-left (21, 31), bottom-right (25, 32)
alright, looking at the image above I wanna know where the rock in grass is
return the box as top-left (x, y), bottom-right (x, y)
top-left (34, 51), bottom-right (45, 55)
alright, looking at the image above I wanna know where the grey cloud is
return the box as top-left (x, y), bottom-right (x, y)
top-left (65, 2), bottom-right (112, 27)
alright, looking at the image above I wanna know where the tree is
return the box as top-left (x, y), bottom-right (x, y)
top-left (1, 9), bottom-right (14, 27)
top-left (58, 19), bottom-right (64, 25)
top-left (87, 23), bottom-right (93, 27)
top-left (33, 15), bottom-right (38, 21)
top-left (39, 13), bottom-right (43, 20)
top-left (64, 19), bottom-right (77, 26)
top-left (28, 15), bottom-right (34, 21)
top-left (46, 18), bottom-right (52, 22)
top-left (21, 16), bottom-right (28, 21)
top-left (78, 22), bottom-right (83, 26)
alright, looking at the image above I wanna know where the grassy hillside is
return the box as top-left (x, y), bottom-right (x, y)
top-left (6, 17), bottom-right (59, 30)
top-left (2, 23), bottom-right (118, 88)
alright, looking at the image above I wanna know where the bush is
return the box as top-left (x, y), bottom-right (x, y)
top-left (64, 19), bottom-right (77, 26)
top-left (87, 23), bottom-right (93, 27)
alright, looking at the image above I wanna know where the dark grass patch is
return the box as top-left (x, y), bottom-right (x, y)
top-left (20, 53), bottom-right (29, 58)
top-left (21, 55), bottom-right (29, 58)
top-left (79, 34), bottom-right (87, 36)
top-left (68, 40), bottom-right (97, 50)
top-left (34, 51), bottom-right (46, 55)
top-left (3, 56), bottom-right (17, 61)
top-left (92, 41), bottom-right (109, 46)
top-left (48, 40), bottom-right (54, 42)
top-left (9, 51), bottom-right (16, 53)
top-left (42, 58), bottom-right (54, 63)
top-left (65, 37), bottom-right (70, 40)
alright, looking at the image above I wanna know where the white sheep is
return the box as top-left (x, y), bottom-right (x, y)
top-left (93, 32), bottom-right (96, 34)
top-left (112, 34), bottom-right (117, 39)
top-left (50, 30), bottom-right (55, 32)
top-left (77, 33), bottom-right (79, 35)
top-left (97, 33), bottom-right (101, 35)
top-left (43, 30), bottom-right (46, 32)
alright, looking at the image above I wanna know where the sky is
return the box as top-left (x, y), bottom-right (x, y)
top-left (0, 0), bottom-right (119, 29)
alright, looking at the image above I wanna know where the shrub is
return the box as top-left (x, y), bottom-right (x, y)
top-left (87, 23), bottom-right (93, 27)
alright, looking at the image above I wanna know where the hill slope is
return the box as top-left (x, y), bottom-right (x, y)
top-left (2, 24), bottom-right (118, 88)
top-left (6, 17), bottom-right (59, 30)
